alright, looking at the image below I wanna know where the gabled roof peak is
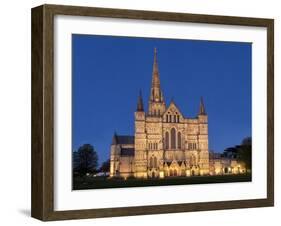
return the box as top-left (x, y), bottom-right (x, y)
top-left (163, 100), bottom-right (183, 117)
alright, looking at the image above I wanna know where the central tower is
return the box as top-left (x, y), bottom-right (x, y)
top-left (148, 48), bottom-right (166, 116)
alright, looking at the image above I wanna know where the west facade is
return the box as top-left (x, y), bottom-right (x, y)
top-left (110, 49), bottom-right (244, 179)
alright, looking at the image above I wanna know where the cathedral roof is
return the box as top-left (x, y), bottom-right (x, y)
top-left (120, 148), bottom-right (135, 156)
top-left (112, 134), bottom-right (135, 145)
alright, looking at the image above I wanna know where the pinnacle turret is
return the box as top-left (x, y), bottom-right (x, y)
top-left (199, 97), bottom-right (206, 115)
top-left (137, 90), bottom-right (144, 112)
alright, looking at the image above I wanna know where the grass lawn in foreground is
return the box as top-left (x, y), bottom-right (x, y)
top-left (73, 174), bottom-right (252, 190)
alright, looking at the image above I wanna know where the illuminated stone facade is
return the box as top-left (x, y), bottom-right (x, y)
top-left (110, 49), bottom-right (245, 179)
top-left (209, 152), bottom-right (247, 176)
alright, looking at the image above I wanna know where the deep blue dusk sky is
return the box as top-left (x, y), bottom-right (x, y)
top-left (72, 34), bottom-right (252, 165)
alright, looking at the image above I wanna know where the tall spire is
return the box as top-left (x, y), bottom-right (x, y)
top-left (137, 90), bottom-right (144, 112)
top-left (152, 48), bottom-right (160, 88)
top-left (148, 48), bottom-right (166, 116)
top-left (199, 97), bottom-right (206, 115)
top-left (150, 48), bottom-right (163, 102)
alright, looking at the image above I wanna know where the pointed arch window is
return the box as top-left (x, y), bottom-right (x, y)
top-left (165, 131), bottom-right (169, 149)
top-left (193, 143), bottom-right (197, 149)
top-left (171, 128), bottom-right (176, 149)
top-left (166, 115), bottom-right (168, 122)
top-left (174, 115), bottom-right (177, 123)
top-left (153, 157), bottom-right (157, 168)
top-left (150, 156), bottom-right (157, 168)
top-left (177, 132), bottom-right (181, 149)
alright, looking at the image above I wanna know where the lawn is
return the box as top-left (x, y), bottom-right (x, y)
top-left (73, 174), bottom-right (252, 190)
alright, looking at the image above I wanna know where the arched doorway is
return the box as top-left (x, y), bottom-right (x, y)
top-left (191, 170), bottom-right (195, 176)
top-left (169, 169), bottom-right (173, 177)
top-left (181, 169), bottom-right (185, 176)
top-left (224, 167), bottom-right (228, 174)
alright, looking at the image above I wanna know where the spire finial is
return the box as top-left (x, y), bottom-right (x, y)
top-left (199, 96), bottom-right (206, 115)
top-left (137, 90), bottom-right (144, 112)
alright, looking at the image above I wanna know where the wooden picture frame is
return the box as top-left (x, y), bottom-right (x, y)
top-left (31, 4), bottom-right (274, 221)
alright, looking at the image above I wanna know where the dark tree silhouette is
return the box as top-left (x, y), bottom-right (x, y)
top-left (72, 151), bottom-right (80, 170)
top-left (73, 144), bottom-right (98, 175)
top-left (221, 137), bottom-right (252, 172)
top-left (100, 159), bottom-right (110, 173)
top-left (237, 137), bottom-right (252, 171)
top-left (241, 137), bottom-right (252, 146)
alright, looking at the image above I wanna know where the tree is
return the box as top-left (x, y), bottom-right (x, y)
top-left (237, 137), bottom-right (252, 172)
top-left (221, 137), bottom-right (252, 173)
top-left (241, 137), bottom-right (252, 146)
top-left (100, 159), bottom-right (110, 173)
top-left (72, 150), bottom-right (80, 171)
top-left (73, 144), bottom-right (98, 175)
top-left (222, 147), bottom-right (238, 159)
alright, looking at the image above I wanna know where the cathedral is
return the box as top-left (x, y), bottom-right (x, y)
top-left (110, 48), bottom-right (244, 179)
